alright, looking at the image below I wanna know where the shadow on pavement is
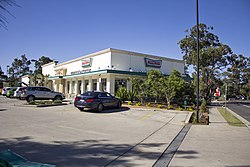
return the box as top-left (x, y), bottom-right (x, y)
top-left (81, 107), bottom-right (130, 114)
top-left (0, 135), bottom-right (176, 167)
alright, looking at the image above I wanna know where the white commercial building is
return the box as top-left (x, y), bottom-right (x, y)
top-left (42, 48), bottom-right (184, 99)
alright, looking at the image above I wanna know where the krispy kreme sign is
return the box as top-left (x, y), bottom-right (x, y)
top-left (82, 58), bottom-right (92, 67)
top-left (145, 58), bottom-right (162, 68)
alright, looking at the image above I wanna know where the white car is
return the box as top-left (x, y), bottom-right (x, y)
top-left (14, 87), bottom-right (26, 99)
top-left (2, 87), bottom-right (10, 96)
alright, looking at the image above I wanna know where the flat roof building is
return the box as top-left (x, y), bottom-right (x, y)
top-left (42, 48), bottom-right (184, 99)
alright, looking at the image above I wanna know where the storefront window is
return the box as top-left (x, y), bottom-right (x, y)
top-left (101, 78), bottom-right (107, 92)
top-left (78, 80), bottom-right (82, 94)
top-left (92, 79), bottom-right (97, 91)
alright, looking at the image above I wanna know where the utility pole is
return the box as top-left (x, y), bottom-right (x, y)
top-left (196, 0), bottom-right (200, 123)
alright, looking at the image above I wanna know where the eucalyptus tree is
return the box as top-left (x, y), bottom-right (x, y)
top-left (8, 54), bottom-right (31, 86)
top-left (31, 56), bottom-right (53, 86)
top-left (32, 56), bottom-right (53, 75)
top-left (179, 23), bottom-right (232, 102)
top-left (225, 54), bottom-right (250, 98)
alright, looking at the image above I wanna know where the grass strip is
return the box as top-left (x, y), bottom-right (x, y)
top-left (217, 107), bottom-right (245, 127)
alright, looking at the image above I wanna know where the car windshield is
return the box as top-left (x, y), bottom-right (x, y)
top-left (81, 92), bottom-right (99, 97)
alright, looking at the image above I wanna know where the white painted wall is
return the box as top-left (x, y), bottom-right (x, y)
top-left (91, 52), bottom-right (112, 71)
top-left (53, 52), bottom-right (112, 75)
top-left (42, 49), bottom-right (184, 77)
top-left (111, 52), bottom-right (184, 75)
top-left (21, 75), bottom-right (29, 86)
top-left (42, 62), bottom-right (56, 76)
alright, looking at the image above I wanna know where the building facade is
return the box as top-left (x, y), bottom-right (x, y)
top-left (42, 48), bottom-right (184, 99)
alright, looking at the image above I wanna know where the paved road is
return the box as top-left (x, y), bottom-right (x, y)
top-left (226, 101), bottom-right (250, 122)
top-left (0, 96), bottom-right (190, 167)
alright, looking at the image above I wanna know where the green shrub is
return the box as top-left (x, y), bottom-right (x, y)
top-left (127, 90), bottom-right (136, 102)
top-left (116, 87), bottom-right (128, 102)
top-left (157, 104), bottom-right (164, 108)
top-left (127, 101), bottom-right (132, 105)
top-left (177, 106), bottom-right (183, 111)
top-left (28, 101), bottom-right (36, 105)
top-left (167, 105), bottom-right (174, 110)
top-left (146, 102), bottom-right (153, 107)
top-left (200, 100), bottom-right (208, 113)
top-left (54, 100), bottom-right (62, 104)
top-left (136, 102), bottom-right (141, 106)
top-left (187, 107), bottom-right (194, 111)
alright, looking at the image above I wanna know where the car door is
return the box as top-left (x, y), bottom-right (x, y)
top-left (41, 87), bottom-right (52, 99)
top-left (98, 93), bottom-right (111, 107)
top-left (106, 93), bottom-right (117, 107)
top-left (32, 87), bottom-right (42, 98)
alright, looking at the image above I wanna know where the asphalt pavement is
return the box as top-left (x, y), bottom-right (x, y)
top-left (1, 96), bottom-right (250, 167)
top-left (226, 101), bottom-right (250, 122)
top-left (0, 96), bottom-right (191, 167)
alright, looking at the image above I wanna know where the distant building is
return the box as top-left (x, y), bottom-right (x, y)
top-left (42, 48), bottom-right (185, 99)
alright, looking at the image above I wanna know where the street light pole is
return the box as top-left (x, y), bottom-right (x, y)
top-left (196, 0), bottom-right (200, 123)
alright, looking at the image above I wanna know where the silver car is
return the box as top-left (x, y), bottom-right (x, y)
top-left (22, 86), bottom-right (65, 102)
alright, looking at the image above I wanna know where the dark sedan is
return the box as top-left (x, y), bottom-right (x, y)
top-left (74, 91), bottom-right (122, 112)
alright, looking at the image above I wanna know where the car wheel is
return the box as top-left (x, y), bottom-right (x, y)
top-left (54, 95), bottom-right (62, 101)
top-left (97, 103), bottom-right (103, 112)
top-left (116, 101), bottom-right (121, 109)
top-left (26, 95), bottom-right (35, 102)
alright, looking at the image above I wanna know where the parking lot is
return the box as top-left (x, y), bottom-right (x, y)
top-left (0, 96), bottom-right (190, 167)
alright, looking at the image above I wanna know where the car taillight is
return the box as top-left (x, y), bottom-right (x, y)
top-left (86, 99), bottom-right (94, 103)
top-left (75, 97), bottom-right (79, 101)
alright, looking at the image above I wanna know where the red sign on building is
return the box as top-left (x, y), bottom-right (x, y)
top-left (145, 58), bottom-right (162, 68)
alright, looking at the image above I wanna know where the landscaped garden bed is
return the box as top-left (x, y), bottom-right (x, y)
top-left (124, 101), bottom-right (196, 112)
top-left (25, 100), bottom-right (68, 107)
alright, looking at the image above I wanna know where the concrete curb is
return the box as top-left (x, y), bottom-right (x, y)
top-left (185, 112), bottom-right (193, 124)
top-left (226, 107), bottom-right (250, 130)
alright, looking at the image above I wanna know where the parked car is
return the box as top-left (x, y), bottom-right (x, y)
top-left (1, 87), bottom-right (10, 96)
top-left (6, 87), bottom-right (17, 98)
top-left (21, 86), bottom-right (65, 102)
top-left (14, 87), bottom-right (26, 99)
top-left (74, 91), bottom-right (121, 112)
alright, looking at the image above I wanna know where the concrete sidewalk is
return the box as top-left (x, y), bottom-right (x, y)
top-left (169, 107), bottom-right (250, 167)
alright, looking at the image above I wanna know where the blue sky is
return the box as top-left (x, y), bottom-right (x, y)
top-left (1, 0), bottom-right (249, 74)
